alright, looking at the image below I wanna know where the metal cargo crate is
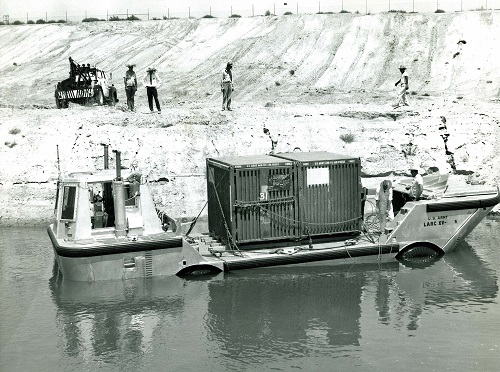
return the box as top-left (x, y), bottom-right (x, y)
top-left (272, 151), bottom-right (363, 238)
top-left (206, 155), bottom-right (297, 246)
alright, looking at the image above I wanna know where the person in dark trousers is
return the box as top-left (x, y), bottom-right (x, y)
top-left (394, 65), bottom-right (409, 108)
top-left (142, 66), bottom-right (162, 114)
top-left (221, 62), bottom-right (233, 111)
top-left (124, 64), bottom-right (137, 111)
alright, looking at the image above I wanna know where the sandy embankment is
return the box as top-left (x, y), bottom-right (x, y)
top-left (0, 12), bottom-right (499, 225)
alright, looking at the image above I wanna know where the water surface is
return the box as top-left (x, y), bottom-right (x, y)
top-left (1, 219), bottom-right (499, 371)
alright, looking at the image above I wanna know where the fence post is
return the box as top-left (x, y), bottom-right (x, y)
top-left (319, 1), bottom-right (321, 13)
top-left (148, 9), bottom-right (150, 20)
top-left (189, 7), bottom-right (190, 18)
top-left (107, 10), bottom-right (108, 21)
top-left (46, 12), bottom-right (47, 22)
top-left (26, 13), bottom-right (28, 23)
top-left (297, 2), bottom-right (298, 14)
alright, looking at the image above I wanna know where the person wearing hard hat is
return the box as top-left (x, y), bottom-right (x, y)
top-left (221, 62), bottom-right (233, 111)
top-left (124, 64), bottom-right (137, 111)
top-left (406, 165), bottom-right (424, 200)
top-left (375, 179), bottom-right (394, 232)
top-left (394, 65), bottom-right (409, 108)
top-left (143, 66), bottom-right (162, 114)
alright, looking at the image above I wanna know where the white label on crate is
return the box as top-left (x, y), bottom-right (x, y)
top-left (260, 185), bottom-right (268, 200)
top-left (307, 167), bottom-right (329, 185)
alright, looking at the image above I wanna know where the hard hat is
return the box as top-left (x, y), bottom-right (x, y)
top-left (399, 64), bottom-right (406, 69)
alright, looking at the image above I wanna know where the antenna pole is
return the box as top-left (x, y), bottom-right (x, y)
top-left (56, 145), bottom-right (61, 179)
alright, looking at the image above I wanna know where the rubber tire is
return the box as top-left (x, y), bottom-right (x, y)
top-left (95, 88), bottom-right (104, 106)
top-left (397, 245), bottom-right (443, 269)
top-left (109, 89), bottom-right (117, 106)
top-left (55, 90), bottom-right (62, 109)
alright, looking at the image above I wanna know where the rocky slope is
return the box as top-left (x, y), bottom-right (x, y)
top-left (0, 12), bottom-right (499, 225)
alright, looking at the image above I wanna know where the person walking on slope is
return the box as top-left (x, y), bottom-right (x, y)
top-left (375, 180), bottom-right (394, 232)
top-left (394, 65), bottom-right (409, 108)
top-left (221, 62), bottom-right (233, 111)
top-left (124, 64), bottom-right (137, 111)
top-left (143, 66), bottom-right (162, 114)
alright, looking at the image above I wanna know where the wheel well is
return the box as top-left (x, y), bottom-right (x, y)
top-left (396, 242), bottom-right (444, 260)
top-left (176, 264), bottom-right (223, 278)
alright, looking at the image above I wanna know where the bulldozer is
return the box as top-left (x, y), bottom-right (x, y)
top-left (55, 57), bottom-right (118, 109)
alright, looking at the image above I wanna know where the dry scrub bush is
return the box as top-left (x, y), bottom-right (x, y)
top-left (340, 133), bottom-right (356, 144)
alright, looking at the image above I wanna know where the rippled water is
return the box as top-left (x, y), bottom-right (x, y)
top-left (1, 219), bottom-right (500, 371)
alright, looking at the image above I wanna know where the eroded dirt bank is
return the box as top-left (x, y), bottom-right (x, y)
top-left (0, 12), bottom-right (499, 225)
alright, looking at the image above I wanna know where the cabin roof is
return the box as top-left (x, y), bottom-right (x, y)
top-left (62, 169), bottom-right (135, 183)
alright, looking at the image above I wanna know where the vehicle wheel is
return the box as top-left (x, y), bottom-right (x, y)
top-left (55, 90), bottom-right (63, 109)
top-left (109, 89), bottom-right (117, 106)
top-left (397, 245), bottom-right (443, 269)
top-left (94, 88), bottom-right (104, 106)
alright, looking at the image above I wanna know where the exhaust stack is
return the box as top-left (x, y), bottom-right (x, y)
top-left (101, 143), bottom-right (109, 169)
top-left (112, 150), bottom-right (126, 237)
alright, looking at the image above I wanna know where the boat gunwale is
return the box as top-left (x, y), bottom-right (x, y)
top-left (48, 226), bottom-right (183, 258)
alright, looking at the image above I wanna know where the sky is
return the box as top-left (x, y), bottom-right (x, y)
top-left (1, 1), bottom-right (497, 22)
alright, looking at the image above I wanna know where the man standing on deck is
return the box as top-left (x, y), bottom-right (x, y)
top-left (394, 65), bottom-right (409, 108)
top-left (221, 62), bottom-right (233, 111)
top-left (407, 166), bottom-right (424, 201)
top-left (143, 66), bottom-right (162, 114)
top-left (375, 180), bottom-right (394, 232)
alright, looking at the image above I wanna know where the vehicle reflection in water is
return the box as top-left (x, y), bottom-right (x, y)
top-left (49, 270), bottom-right (191, 364)
top-left (205, 261), bottom-right (398, 356)
top-left (394, 240), bottom-right (498, 326)
top-left (49, 241), bottom-right (497, 365)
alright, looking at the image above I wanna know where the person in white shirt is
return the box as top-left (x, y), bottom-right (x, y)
top-left (221, 62), bottom-right (233, 111)
top-left (124, 64), bottom-right (137, 111)
top-left (394, 65), bottom-right (409, 108)
top-left (143, 67), bottom-right (162, 114)
top-left (375, 180), bottom-right (394, 231)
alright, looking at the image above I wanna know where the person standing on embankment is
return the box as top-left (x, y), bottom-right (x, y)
top-left (143, 66), bottom-right (162, 114)
top-left (394, 65), bottom-right (409, 108)
top-left (221, 62), bottom-right (233, 111)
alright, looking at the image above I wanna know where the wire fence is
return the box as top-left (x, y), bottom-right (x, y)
top-left (1, 0), bottom-right (499, 24)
